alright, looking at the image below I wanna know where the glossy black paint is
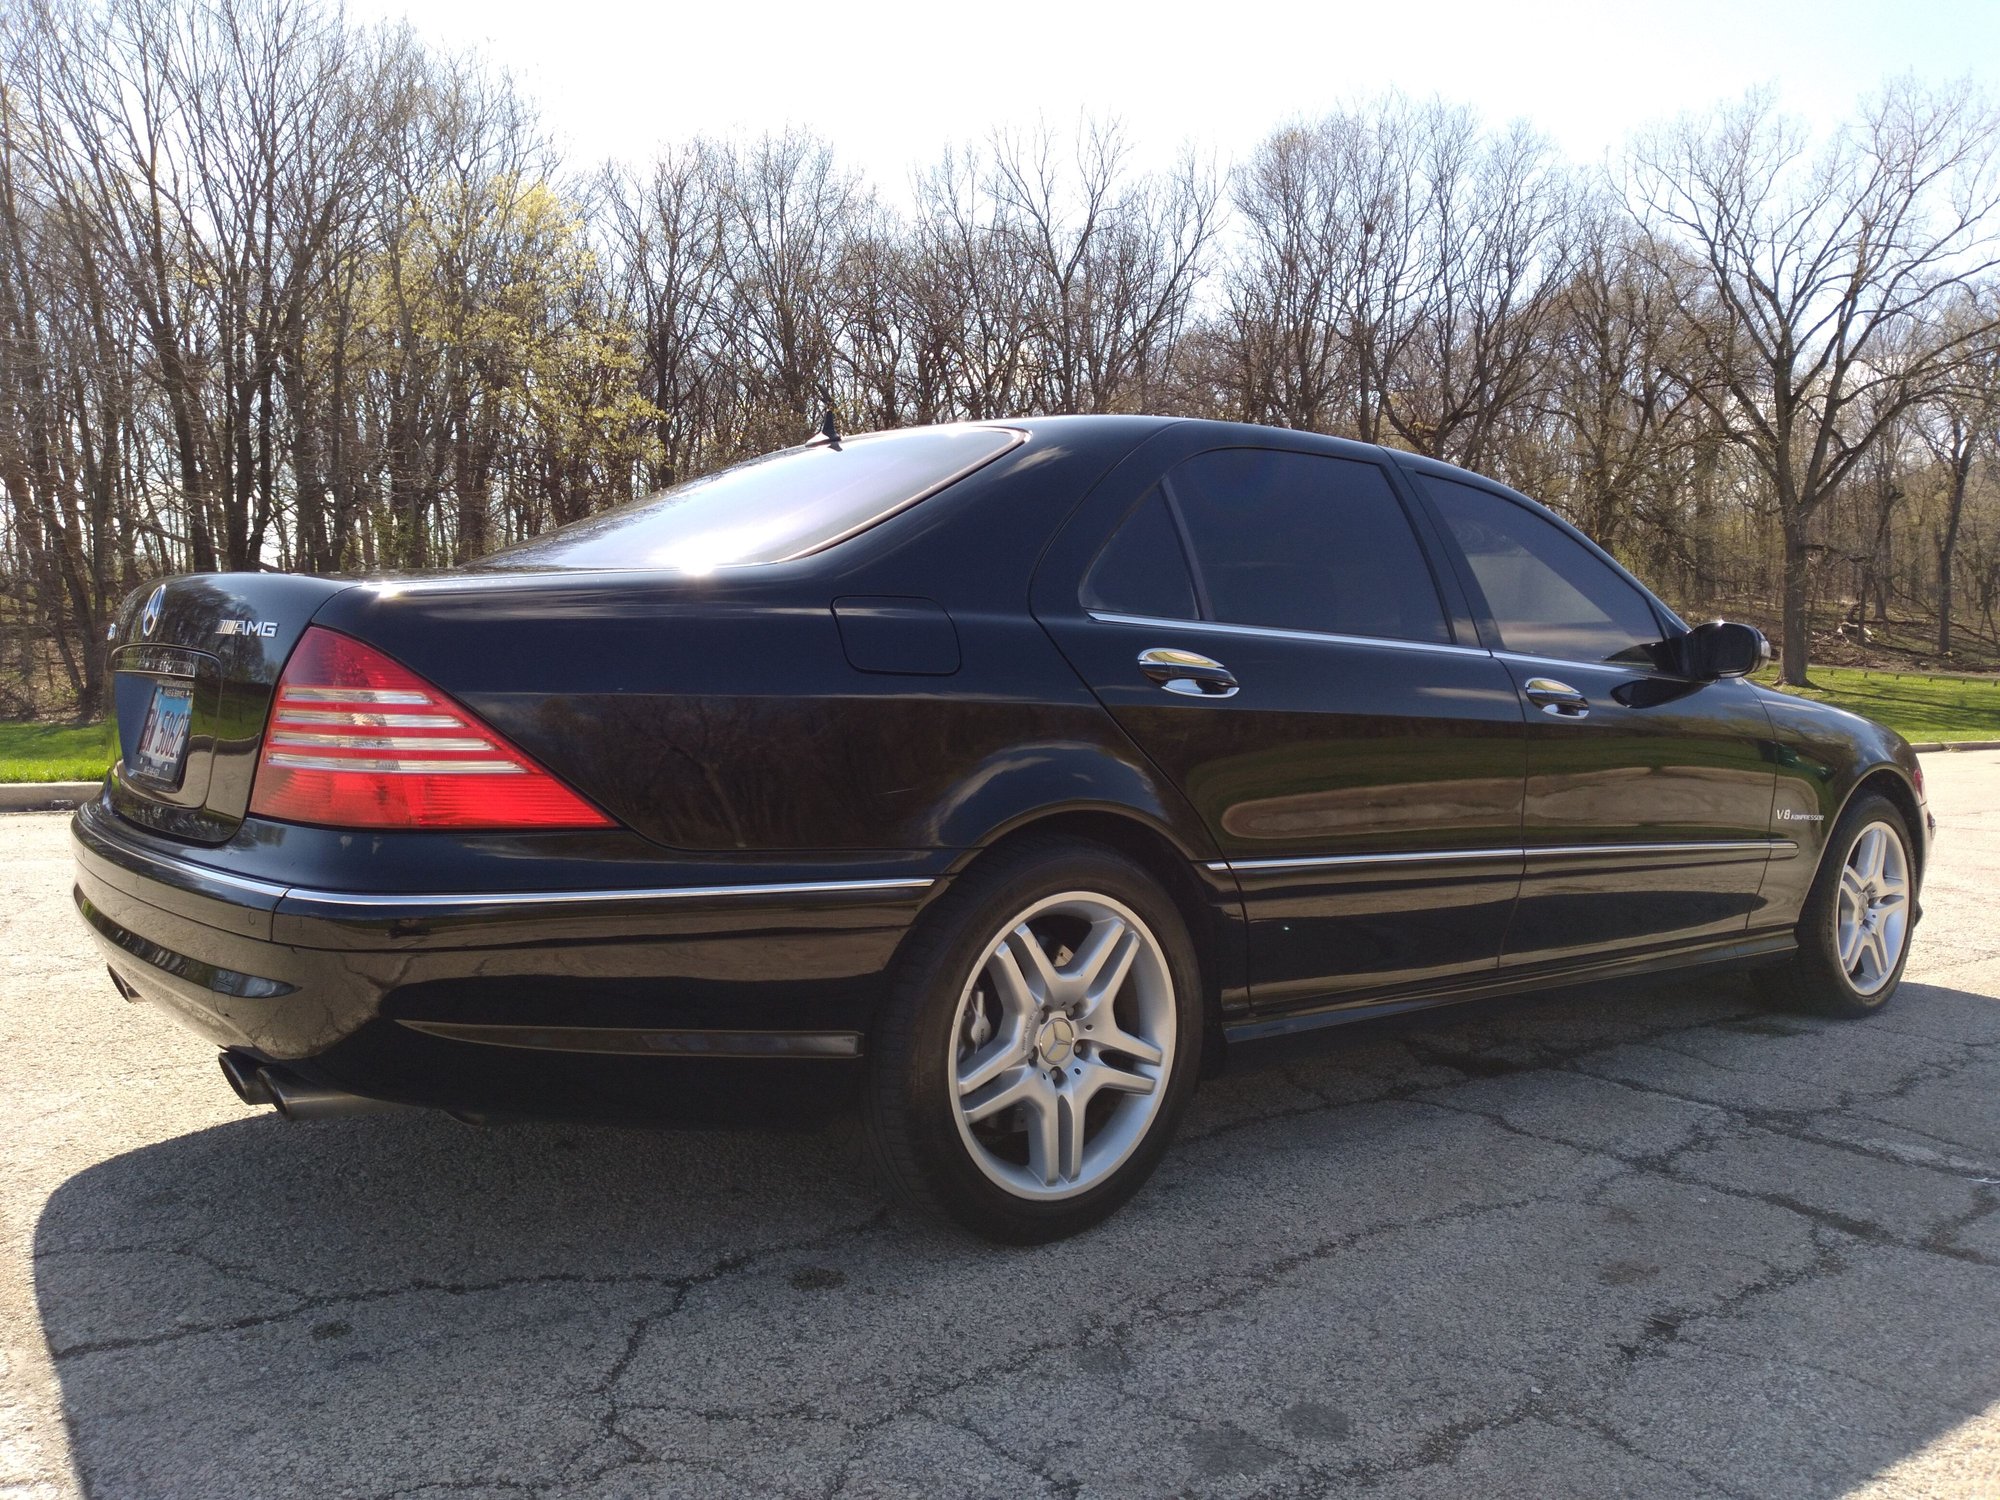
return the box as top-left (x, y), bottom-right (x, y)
top-left (74, 416), bottom-right (1929, 1124)
top-left (1032, 426), bottom-right (1527, 1002)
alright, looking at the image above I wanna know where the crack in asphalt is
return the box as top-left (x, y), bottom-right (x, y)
top-left (26, 967), bottom-right (2000, 1499)
top-left (1555, 1409), bottom-right (1767, 1500)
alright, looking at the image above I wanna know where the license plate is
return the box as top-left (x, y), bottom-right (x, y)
top-left (131, 683), bottom-right (195, 787)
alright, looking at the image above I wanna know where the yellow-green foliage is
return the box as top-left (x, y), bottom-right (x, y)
top-left (353, 172), bottom-right (663, 547)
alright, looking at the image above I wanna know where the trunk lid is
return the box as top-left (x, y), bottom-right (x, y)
top-left (106, 573), bottom-right (356, 843)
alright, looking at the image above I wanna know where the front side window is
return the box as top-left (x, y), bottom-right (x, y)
top-left (1420, 475), bottom-right (1663, 662)
top-left (477, 425), bottom-right (1023, 572)
top-left (1165, 449), bottom-right (1450, 643)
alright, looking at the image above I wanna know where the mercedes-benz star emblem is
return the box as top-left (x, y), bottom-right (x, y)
top-left (140, 584), bottom-right (165, 639)
top-left (1036, 1015), bottom-right (1077, 1067)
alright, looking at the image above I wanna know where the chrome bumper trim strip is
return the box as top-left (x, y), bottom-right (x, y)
top-left (283, 876), bottom-right (936, 910)
top-left (74, 810), bottom-right (935, 911)
top-left (74, 819), bottom-right (293, 902)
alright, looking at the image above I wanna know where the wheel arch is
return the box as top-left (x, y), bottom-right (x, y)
top-left (1775, 762), bottom-right (1929, 935)
top-left (1833, 765), bottom-right (1926, 879)
top-left (942, 806), bottom-right (1246, 1074)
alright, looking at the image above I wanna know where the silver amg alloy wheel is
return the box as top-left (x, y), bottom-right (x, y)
top-left (1835, 819), bottom-right (1911, 998)
top-left (947, 891), bottom-right (1176, 1200)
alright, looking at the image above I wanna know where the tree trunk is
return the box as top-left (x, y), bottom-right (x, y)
top-left (1779, 519), bottom-right (1812, 687)
top-left (1937, 454), bottom-right (1970, 655)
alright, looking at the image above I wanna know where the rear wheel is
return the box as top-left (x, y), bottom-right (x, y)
top-left (865, 839), bottom-right (1202, 1243)
top-left (1757, 793), bottom-right (1916, 1019)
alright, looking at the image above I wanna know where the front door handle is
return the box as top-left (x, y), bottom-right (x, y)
top-left (1524, 676), bottom-right (1590, 719)
top-left (1138, 646), bottom-right (1239, 698)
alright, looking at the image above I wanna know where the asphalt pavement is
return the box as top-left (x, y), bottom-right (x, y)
top-left (3, 754), bottom-right (1998, 1499)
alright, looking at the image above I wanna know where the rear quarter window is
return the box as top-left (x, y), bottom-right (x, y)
top-left (1081, 487), bottom-right (1199, 620)
top-left (476, 425), bottom-right (1023, 572)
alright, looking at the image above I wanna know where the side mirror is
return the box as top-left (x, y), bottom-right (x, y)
top-left (1678, 620), bottom-right (1769, 680)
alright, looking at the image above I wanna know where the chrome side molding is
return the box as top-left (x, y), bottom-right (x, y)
top-left (1207, 839), bottom-right (1798, 875)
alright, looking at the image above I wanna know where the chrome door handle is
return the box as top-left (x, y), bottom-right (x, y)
top-left (1524, 676), bottom-right (1589, 719)
top-left (1138, 646), bottom-right (1239, 698)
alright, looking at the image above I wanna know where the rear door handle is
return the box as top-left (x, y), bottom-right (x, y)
top-left (1524, 676), bottom-right (1589, 719)
top-left (1138, 646), bottom-right (1239, 698)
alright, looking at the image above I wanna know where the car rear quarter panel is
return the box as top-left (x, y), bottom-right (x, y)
top-left (304, 421), bottom-right (1215, 862)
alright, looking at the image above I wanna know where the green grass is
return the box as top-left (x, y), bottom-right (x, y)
top-left (1760, 666), bottom-right (2000, 744)
top-left (0, 720), bottom-right (114, 784)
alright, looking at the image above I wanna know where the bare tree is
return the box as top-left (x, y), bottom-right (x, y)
top-left (1224, 98), bottom-right (1572, 473)
top-left (600, 143), bottom-right (728, 485)
top-left (1915, 294), bottom-right (2000, 653)
top-left (9, 6), bottom-right (2000, 718)
top-left (717, 129), bottom-right (863, 445)
top-left (989, 120), bottom-right (1219, 416)
top-left (1378, 110), bottom-right (1575, 471)
top-left (1629, 81), bottom-right (2000, 683)
top-left (1544, 213), bottom-right (1718, 565)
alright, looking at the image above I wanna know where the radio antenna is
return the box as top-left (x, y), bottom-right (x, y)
top-left (817, 387), bottom-right (841, 450)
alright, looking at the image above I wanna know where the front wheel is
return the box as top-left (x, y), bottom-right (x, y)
top-left (865, 838), bottom-right (1203, 1243)
top-left (1757, 793), bottom-right (1917, 1019)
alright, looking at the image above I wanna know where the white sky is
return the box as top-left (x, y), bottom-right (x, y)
top-left (353, 0), bottom-right (2000, 191)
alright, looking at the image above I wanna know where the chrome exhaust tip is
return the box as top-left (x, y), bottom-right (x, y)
top-left (218, 1052), bottom-right (408, 1121)
top-left (217, 1051), bottom-right (275, 1107)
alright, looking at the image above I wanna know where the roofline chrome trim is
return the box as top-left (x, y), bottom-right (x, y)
top-left (1086, 612), bottom-right (1492, 658)
top-left (279, 877), bottom-right (937, 910)
top-left (1206, 839), bottom-right (1796, 874)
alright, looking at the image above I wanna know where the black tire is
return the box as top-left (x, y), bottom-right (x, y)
top-left (864, 836), bottom-right (1204, 1244)
top-left (1755, 792), bottom-right (1917, 1019)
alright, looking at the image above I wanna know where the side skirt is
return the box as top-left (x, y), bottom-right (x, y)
top-left (1222, 930), bottom-right (1798, 1045)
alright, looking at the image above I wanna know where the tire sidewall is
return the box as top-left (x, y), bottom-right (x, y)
top-left (877, 842), bottom-right (1204, 1241)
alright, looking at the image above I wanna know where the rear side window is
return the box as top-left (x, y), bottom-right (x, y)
top-left (1082, 487), bottom-right (1198, 620)
top-left (476, 425), bottom-right (1023, 572)
top-left (1420, 476), bottom-right (1663, 661)
top-left (1166, 449), bottom-right (1449, 643)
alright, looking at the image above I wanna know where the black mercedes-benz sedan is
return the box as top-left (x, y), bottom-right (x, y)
top-left (72, 416), bottom-right (1933, 1242)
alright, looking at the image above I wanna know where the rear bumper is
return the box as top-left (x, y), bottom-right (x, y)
top-left (71, 796), bottom-right (939, 1122)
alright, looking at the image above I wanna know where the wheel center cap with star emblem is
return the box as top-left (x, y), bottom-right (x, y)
top-left (1036, 1015), bottom-right (1077, 1067)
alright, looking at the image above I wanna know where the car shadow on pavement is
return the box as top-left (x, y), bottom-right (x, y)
top-left (32, 973), bottom-right (2000, 1499)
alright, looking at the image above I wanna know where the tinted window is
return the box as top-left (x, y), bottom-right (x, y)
top-left (1082, 487), bottom-right (1198, 620)
top-left (1421, 476), bottom-right (1662, 661)
top-left (1167, 449), bottom-right (1448, 642)
top-left (476, 425), bottom-right (1022, 572)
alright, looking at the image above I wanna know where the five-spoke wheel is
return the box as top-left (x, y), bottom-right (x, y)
top-left (1833, 820), bottom-right (1911, 997)
top-left (865, 838), bottom-right (1201, 1242)
top-left (949, 893), bottom-right (1175, 1199)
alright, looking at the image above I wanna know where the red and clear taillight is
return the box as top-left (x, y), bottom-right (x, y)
top-left (247, 627), bottom-right (614, 830)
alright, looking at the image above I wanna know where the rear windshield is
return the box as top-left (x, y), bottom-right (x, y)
top-left (476, 424), bottom-right (1024, 572)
